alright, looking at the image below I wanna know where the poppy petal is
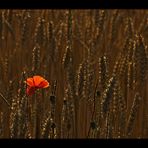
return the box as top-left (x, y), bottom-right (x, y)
top-left (38, 80), bottom-right (49, 88)
top-left (26, 78), bottom-right (34, 87)
top-left (33, 76), bottom-right (44, 87)
top-left (27, 86), bottom-right (36, 96)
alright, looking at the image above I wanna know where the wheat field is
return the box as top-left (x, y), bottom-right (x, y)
top-left (0, 9), bottom-right (147, 138)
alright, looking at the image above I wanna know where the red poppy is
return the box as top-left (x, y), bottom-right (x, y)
top-left (25, 75), bottom-right (49, 96)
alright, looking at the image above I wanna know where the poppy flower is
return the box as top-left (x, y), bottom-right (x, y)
top-left (25, 75), bottom-right (49, 96)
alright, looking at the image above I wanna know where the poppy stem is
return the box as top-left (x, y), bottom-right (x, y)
top-left (32, 93), bottom-right (37, 138)
top-left (35, 90), bottom-right (40, 138)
